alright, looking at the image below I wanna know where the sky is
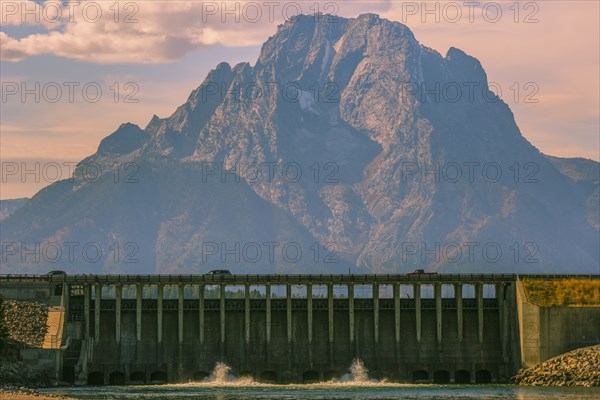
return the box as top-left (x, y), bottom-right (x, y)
top-left (1, 0), bottom-right (599, 199)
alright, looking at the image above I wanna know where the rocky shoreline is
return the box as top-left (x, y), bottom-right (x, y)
top-left (513, 344), bottom-right (600, 387)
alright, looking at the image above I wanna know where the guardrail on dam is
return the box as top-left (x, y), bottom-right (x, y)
top-left (1, 274), bottom-right (598, 385)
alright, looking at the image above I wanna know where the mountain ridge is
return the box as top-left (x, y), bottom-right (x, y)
top-left (1, 14), bottom-right (598, 274)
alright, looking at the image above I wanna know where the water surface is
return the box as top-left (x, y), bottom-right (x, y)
top-left (41, 384), bottom-right (600, 400)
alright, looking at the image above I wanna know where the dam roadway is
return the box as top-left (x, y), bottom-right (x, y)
top-left (1, 273), bottom-right (598, 385)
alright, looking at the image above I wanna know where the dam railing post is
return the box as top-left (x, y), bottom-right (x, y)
top-left (435, 283), bottom-right (442, 349)
top-left (94, 284), bottom-right (101, 343)
top-left (136, 284), bottom-right (142, 342)
top-left (476, 282), bottom-right (484, 343)
top-left (455, 283), bottom-right (463, 342)
top-left (198, 284), bottom-right (205, 345)
top-left (414, 283), bottom-right (421, 343)
top-left (115, 285), bottom-right (122, 344)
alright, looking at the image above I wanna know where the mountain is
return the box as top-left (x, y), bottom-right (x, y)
top-left (0, 198), bottom-right (28, 222)
top-left (1, 14), bottom-right (598, 275)
top-left (546, 156), bottom-right (599, 230)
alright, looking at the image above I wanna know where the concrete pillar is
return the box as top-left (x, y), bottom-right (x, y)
top-left (266, 285), bottom-right (271, 345)
top-left (62, 282), bottom-right (69, 315)
top-left (245, 285), bottom-right (250, 344)
top-left (394, 284), bottom-right (400, 344)
top-left (414, 283), bottom-right (421, 342)
top-left (373, 284), bottom-right (379, 343)
top-left (54, 346), bottom-right (62, 382)
top-left (328, 284), bottom-right (334, 344)
top-left (393, 283), bottom-right (401, 370)
top-left (115, 285), bottom-right (122, 344)
top-left (476, 282), bottom-right (484, 343)
top-left (327, 284), bottom-right (335, 367)
top-left (136, 285), bottom-right (142, 342)
top-left (94, 284), bottom-right (101, 342)
top-left (220, 285), bottom-right (226, 348)
top-left (198, 285), bottom-right (205, 344)
top-left (286, 284), bottom-right (292, 343)
top-left (455, 283), bottom-right (463, 342)
top-left (178, 284), bottom-right (184, 344)
top-left (307, 284), bottom-right (313, 344)
top-left (157, 284), bottom-right (163, 344)
top-left (496, 283), bottom-right (508, 362)
top-left (177, 284), bottom-right (184, 380)
top-left (84, 284), bottom-right (90, 340)
top-left (435, 283), bottom-right (442, 348)
top-left (348, 284), bottom-right (355, 344)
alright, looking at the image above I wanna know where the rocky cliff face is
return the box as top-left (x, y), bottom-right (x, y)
top-left (0, 198), bottom-right (28, 222)
top-left (1, 14), bottom-right (598, 274)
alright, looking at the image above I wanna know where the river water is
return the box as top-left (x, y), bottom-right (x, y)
top-left (40, 360), bottom-right (600, 400)
top-left (39, 384), bottom-right (600, 400)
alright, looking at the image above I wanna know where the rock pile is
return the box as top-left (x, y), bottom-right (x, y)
top-left (2, 301), bottom-right (48, 348)
top-left (513, 344), bottom-right (600, 387)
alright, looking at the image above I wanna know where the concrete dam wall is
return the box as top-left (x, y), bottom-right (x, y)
top-left (1, 274), bottom-right (598, 385)
top-left (516, 281), bottom-right (600, 367)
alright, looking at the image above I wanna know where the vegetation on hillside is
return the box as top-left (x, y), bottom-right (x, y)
top-left (523, 278), bottom-right (600, 307)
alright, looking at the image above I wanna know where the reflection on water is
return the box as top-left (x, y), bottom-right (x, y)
top-left (40, 360), bottom-right (600, 400)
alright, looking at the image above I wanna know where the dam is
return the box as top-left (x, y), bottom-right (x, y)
top-left (1, 274), bottom-right (599, 385)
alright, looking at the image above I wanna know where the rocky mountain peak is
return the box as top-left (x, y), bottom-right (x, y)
top-left (97, 123), bottom-right (147, 155)
top-left (1, 14), bottom-right (597, 275)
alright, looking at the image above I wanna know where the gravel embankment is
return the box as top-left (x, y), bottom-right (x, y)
top-left (0, 386), bottom-right (75, 400)
top-left (513, 344), bottom-right (600, 387)
top-left (2, 301), bottom-right (49, 348)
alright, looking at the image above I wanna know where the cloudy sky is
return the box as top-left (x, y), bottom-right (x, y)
top-left (1, 0), bottom-right (598, 199)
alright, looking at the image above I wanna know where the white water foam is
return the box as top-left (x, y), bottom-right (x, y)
top-left (330, 358), bottom-right (386, 386)
top-left (171, 359), bottom-right (403, 388)
top-left (341, 358), bottom-right (370, 383)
